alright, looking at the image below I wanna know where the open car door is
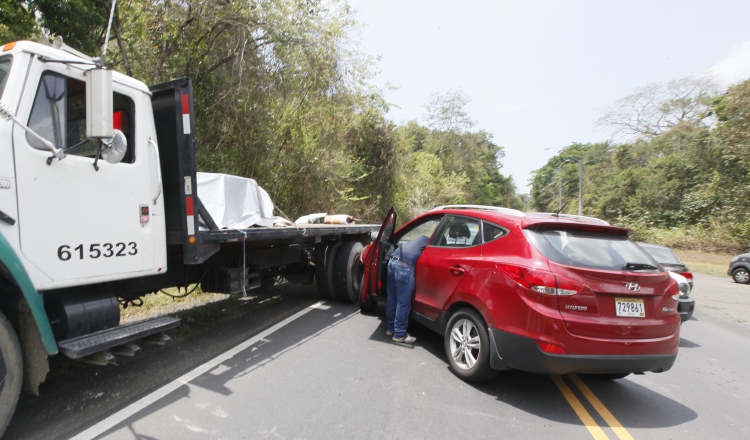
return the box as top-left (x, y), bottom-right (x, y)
top-left (361, 207), bottom-right (397, 306)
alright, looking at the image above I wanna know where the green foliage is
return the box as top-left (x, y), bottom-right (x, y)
top-left (391, 91), bottom-right (521, 222)
top-left (17, 0), bottom-right (518, 224)
top-left (394, 150), bottom-right (469, 219)
top-left (623, 221), bottom-right (742, 255)
top-left (0, 1), bottom-right (37, 43)
top-left (532, 77), bottom-right (750, 251)
top-left (29, 0), bottom-right (109, 56)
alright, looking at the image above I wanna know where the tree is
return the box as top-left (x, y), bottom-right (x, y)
top-left (0, 0), bottom-right (37, 43)
top-left (596, 74), bottom-right (719, 139)
top-left (425, 90), bottom-right (474, 133)
top-left (29, 0), bottom-right (109, 56)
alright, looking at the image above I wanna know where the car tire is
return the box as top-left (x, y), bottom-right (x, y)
top-left (0, 311), bottom-right (23, 437)
top-left (444, 308), bottom-right (498, 382)
top-left (732, 267), bottom-right (750, 284)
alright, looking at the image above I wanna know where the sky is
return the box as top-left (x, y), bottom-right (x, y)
top-left (352, 0), bottom-right (750, 193)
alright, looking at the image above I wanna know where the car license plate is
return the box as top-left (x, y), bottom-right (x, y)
top-left (615, 297), bottom-right (645, 317)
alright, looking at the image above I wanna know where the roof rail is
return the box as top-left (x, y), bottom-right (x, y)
top-left (429, 205), bottom-right (524, 217)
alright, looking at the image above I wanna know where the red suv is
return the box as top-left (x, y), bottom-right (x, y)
top-left (360, 206), bottom-right (681, 382)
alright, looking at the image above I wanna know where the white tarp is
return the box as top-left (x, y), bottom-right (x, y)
top-left (196, 172), bottom-right (275, 229)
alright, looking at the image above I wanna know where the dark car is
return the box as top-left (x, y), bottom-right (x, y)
top-left (728, 252), bottom-right (750, 283)
top-left (637, 242), bottom-right (695, 323)
top-left (360, 206), bottom-right (681, 382)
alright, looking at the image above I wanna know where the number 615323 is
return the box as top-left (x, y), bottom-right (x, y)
top-left (57, 242), bottom-right (138, 260)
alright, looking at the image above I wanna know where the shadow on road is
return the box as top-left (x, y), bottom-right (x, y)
top-left (5, 283), bottom-right (333, 440)
top-left (364, 302), bottom-right (698, 431)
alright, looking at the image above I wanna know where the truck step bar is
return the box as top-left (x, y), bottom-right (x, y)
top-left (57, 316), bottom-right (181, 359)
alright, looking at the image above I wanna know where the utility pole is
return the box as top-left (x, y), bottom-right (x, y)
top-left (577, 158), bottom-right (582, 216)
top-left (544, 147), bottom-right (583, 215)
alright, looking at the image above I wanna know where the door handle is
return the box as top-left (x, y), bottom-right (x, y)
top-left (449, 266), bottom-right (465, 276)
top-left (148, 137), bottom-right (163, 204)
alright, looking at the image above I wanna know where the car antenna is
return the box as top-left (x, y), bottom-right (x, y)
top-left (553, 201), bottom-right (570, 217)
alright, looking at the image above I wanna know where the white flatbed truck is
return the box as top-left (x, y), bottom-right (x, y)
top-left (0, 39), bottom-right (375, 434)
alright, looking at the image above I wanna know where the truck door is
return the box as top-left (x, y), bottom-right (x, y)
top-left (12, 64), bottom-right (165, 287)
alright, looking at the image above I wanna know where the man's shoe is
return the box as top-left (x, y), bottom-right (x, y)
top-left (386, 331), bottom-right (393, 336)
top-left (392, 334), bottom-right (416, 343)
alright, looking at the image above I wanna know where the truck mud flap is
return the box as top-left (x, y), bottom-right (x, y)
top-left (57, 316), bottom-right (181, 359)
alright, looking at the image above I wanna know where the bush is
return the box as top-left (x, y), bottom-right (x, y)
top-left (623, 220), bottom-right (744, 254)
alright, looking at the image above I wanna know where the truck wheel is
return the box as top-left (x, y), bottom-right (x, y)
top-left (316, 243), bottom-right (341, 300)
top-left (0, 311), bottom-right (23, 437)
top-left (333, 241), bottom-right (364, 304)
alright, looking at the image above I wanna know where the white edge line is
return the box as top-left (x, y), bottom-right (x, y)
top-left (70, 300), bottom-right (326, 440)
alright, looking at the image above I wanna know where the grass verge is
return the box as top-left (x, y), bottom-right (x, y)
top-left (675, 251), bottom-right (733, 277)
top-left (119, 285), bottom-right (286, 340)
top-left (120, 286), bottom-right (230, 324)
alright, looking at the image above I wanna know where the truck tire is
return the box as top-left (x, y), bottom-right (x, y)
top-left (0, 311), bottom-right (23, 437)
top-left (333, 241), bottom-right (364, 304)
top-left (316, 243), bottom-right (341, 300)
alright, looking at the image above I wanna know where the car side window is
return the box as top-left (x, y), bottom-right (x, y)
top-left (482, 221), bottom-right (507, 243)
top-left (434, 215), bottom-right (481, 247)
top-left (397, 217), bottom-right (442, 246)
top-left (27, 71), bottom-right (135, 163)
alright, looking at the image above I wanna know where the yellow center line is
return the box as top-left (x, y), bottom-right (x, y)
top-left (551, 375), bottom-right (610, 440)
top-left (569, 374), bottom-right (636, 440)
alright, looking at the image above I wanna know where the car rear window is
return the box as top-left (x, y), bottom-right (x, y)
top-left (524, 227), bottom-right (659, 271)
top-left (639, 245), bottom-right (681, 264)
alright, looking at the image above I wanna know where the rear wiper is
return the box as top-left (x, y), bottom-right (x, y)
top-left (622, 262), bottom-right (658, 270)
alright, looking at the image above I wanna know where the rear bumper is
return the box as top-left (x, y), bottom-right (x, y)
top-left (488, 328), bottom-right (677, 375)
top-left (678, 297), bottom-right (695, 322)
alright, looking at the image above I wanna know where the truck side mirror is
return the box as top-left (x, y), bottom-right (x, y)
top-left (86, 67), bottom-right (113, 139)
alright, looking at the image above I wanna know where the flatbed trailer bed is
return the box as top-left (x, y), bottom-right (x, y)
top-left (200, 224), bottom-right (378, 245)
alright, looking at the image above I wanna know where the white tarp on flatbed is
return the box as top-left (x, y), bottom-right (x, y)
top-left (196, 172), bottom-right (275, 229)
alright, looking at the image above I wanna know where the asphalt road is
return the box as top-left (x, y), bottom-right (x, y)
top-left (5, 273), bottom-right (750, 439)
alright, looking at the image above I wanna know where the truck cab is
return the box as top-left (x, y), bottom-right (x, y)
top-left (1, 40), bottom-right (167, 291)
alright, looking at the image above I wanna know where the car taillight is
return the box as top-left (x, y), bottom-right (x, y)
top-left (496, 264), bottom-right (582, 296)
top-left (537, 341), bottom-right (568, 354)
top-left (681, 270), bottom-right (693, 281)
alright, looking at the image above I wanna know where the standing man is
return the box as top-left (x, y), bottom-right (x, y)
top-left (386, 235), bottom-right (429, 343)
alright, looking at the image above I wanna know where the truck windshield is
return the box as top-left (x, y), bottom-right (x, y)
top-left (0, 58), bottom-right (10, 99)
